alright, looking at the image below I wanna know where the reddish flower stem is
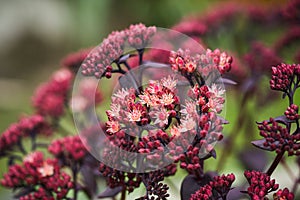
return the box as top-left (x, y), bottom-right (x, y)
top-left (120, 188), bottom-right (126, 200)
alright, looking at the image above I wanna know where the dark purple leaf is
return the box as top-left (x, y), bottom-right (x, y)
top-left (118, 53), bottom-right (135, 63)
top-left (141, 61), bottom-right (170, 69)
top-left (180, 173), bottom-right (213, 200)
top-left (241, 77), bottom-right (257, 106)
top-left (217, 78), bottom-right (237, 85)
top-left (251, 139), bottom-right (273, 151)
top-left (217, 116), bottom-right (229, 124)
top-left (80, 165), bottom-right (98, 198)
top-left (210, 149), bottom-right (217, 159)
top-left (239, 148), bottom-right (267, 171)
top-left (13, 187), bottom-right (34, 198)
top-left (227, 187), bottom-right (246, 200)
top-left (98, 186), bottom-right (123, 198)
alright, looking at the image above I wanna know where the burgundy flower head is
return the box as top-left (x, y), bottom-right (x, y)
top-left (258, 118), bottom-right (300, 156)
top-left (285, 104), bottom-right (299, 121)
top-left (172, 19), bottom-right (207, 36)
top-left (273, 188), bottom-right (295, 200)
top-left (0, 115), bottom-right (51, 155)
top-left (32, 69), bottom-right (73, 118)
top-left (61, 48), bottom-right (92, 72)
top-left (48, 136), bottom-right (88, 163)
top-left (244, 42), bottom-right (281, 74)
top-left (275, 26), bottom-right (300, 52)
top-left (244, 170), bottom-right (279, 199)
top-left (281, 0), bottom-right (300, 23)
top-left (270, 63), bottom-right (300, 92)
top-left (1, 152), bottom-right (73, 200)
top-left (190, 173), bottom-right (235, 200)
top-left (99, 163), bottom-right (142, 193)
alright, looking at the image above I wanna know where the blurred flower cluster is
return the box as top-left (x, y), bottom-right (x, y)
top-left (0, 0), bottom-right (300, 200)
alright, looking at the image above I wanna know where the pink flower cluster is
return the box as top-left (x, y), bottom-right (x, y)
top-left (190, 184), bottom-right (213, 200)
top-left (273, 188), bottom-right (294, 200)
top-left (189, 84), bottom-right (225, 113)
top-left (170, 112), bottom-right (223, 175)
top-left (71, 78), bottom-right (103, 112)
top-left (244, 42), bottom-right (281, 74)
top-left (103, 63), bottom-right (227, 173)
top-left (106, 76), bottom-right (179, 135)
top-left (61, 48), bottom-right (92, 72)
top-left (32, 69), bottom-right (73, 118)
top-left (127, 23), bottom-right (156, 50)
top-left (81, 23), bottom-right (156, 79)
top-left (190, 173), bottom-right (235, 200)
top-left (48, 136), bottom-right (88, 163)
top-left (0, 115), bottom-right (51, 155)
top-left (285, 104), bottom-right (299, 120)
top-left (172, 3), bottom-right (240, 37)
top-left (281, 0), bottom-right (300, 23)
top-left (270, 63), bottom-right (300, 92)
top-left (169, 48), bottom-right (232, 76)
top-left (244, 170), bottom-right (279, 200)
top-left (258, 118), bottom-right (300, 156)
top-left (1, 152), bottom-right (73, 200)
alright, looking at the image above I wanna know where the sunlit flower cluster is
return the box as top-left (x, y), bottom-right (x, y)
top-left (81, 23), bottom-right (156, 79)
top-left (106, 76), bottom-right (179, 135)
top-left (169, 48), bottom-right (232, 76)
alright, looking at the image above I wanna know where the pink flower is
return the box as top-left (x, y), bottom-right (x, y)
top-left (149, 107), bottom-right (170, 127)
top-left (106, 120), bottom-right (121, 134)
top-left (180, 101), bottom-right (197, 118)
top-left (127, 103), bottom-right (146, 122)
top-left (38, 162), bottom-right (54, 177)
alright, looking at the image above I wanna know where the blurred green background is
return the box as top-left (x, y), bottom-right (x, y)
top-left (0, 0), bottom-right (297, 199)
